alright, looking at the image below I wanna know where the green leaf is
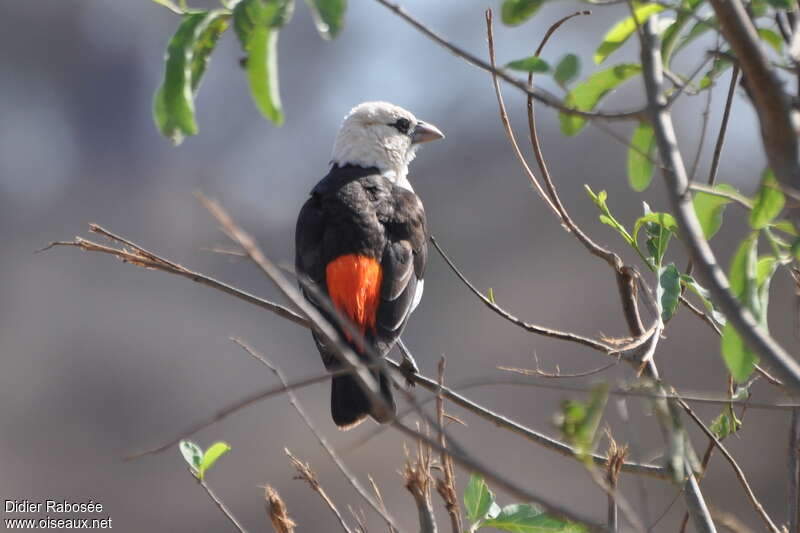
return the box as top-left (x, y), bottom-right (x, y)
top-left (661, 0), bottom-right (704, 64)
top-left (765, 0), bottom-right (794, 9)
top-left (757, 28), bottom-right (783, 53)
top-left (483, 503), bottom-right (586, 532)
top-left (633, 209), bottom-right (678, 265)
top-left (559, 64), bottom-right (641, 136)
top-left (728, 233), bottom-right (757, 300)
top-left (721, 322), bottom-right (757, 383)
top-left (487, 287), bottom-right (495, 304)
top-left (553, 54), bottom-right (580, 87)
top-left (681, 274), bottom-right (726, 325)
top-left (791, 237), bottom-right (800, 260)
top-left (557, 384), bottom-right (609, 462)
top-left (658, 263), bottom-right (681, 322)
top-left (179, 440), bottom-right (204, 472)
top-left (198, 442), bottom-right (231, 480)
top-left (506, 56), bottom-right (550, 73)
top-left (595, 3), bottom-right (665, 64)
top-left (304, 0), bottom-right (346, 39)
top-left (628, 122), bottom-right (657, 191)
top-left (772, 220), bottom-right (799, 237)
top-left (464, 473), bottom-right (496, 523)
top-left (234, 0), bottom-right (294, 125)
top-left (699, 55), bottom-right (732, 90)
top-left (692, 183), bottom-right (738, 239)
top-left (190, 13), bottom-right (230, 93)
top-left (674, 16), bottom-right (715, 56)
top-left (749, 169), bottom-right (785, 229)
top-left (153, 11), bottom-right (230, 145)
top-left (501, 0), bottom-right (545, 26)
top-left (585, 186), bottom-right (634, 245)
top-left (151, 0), bottom-right (183, 13)
top-left (721, 234), bottom-right (759, 382)
top-left (709, 404), bottom-right (741, 439)
top-left (754, 255), bottom-right (778, 325)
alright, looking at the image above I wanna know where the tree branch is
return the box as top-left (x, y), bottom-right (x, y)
top-left (372, 0), bottom-right (646, 124)
top-left (708, 0), bottom-right (800, 189)
top-left (639, 14), bottom-right (800, 392)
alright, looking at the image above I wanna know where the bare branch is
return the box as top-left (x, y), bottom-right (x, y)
top-left (403, 431), bottom-right (438, 533)
top-left (707, 66), bottom-right (741, 187)
top-left (790, 409), bottom-right (800, 533)
top-left (193, 472), bottom-right (249, 533)
top-left (285, 450), bottom-right (352, 533)
top-left (434, 357), bottom-right (461, 533)
top-left (372, 0), bottom-right (646, 124)
top-left (368, 476), bottom-right (398, 533)
top-left (232, 338), bottom-right (400, 532)
top-left (677, 397), bottom-right (781, 533)
top-left (429, 235), bottom-right (620, 354)
top-left (709, 0), bottom-right (800, 189)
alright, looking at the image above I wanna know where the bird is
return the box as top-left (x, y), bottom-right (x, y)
top-left (295, 101), bottom-right (444, 429)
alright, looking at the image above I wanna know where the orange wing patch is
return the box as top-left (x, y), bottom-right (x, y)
top-left (326, 254), bottom-right (383, 349)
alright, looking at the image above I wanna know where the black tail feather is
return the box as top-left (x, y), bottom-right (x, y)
top-left (331, 371), bottom-right (395, 429)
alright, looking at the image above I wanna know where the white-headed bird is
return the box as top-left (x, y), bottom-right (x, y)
top-left (295, 102), bottom-right (444, 429)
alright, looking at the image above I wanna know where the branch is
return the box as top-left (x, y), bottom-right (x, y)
top-left (708, 0), bottom-right (800, 189)
top-left (285, 450), bottom-right (352, 533)
top-left (434, 357), bottom-right (462, 533)
top-left (429, 235), bottom-right (623, 354)
top-left (639, 14), bottom-right (800, 391)
top-left (48, 225), bottom-right (668, 482)
top-left (790, 408), bottom-right (800, 533)
top-left (38, 227), bottom-right (308, 329)
top-left (194, 473), bottom-right (249, 533)
top-left (677, 397), bottom-right (781, 533)
top-left (403, 432), bottom-right (438, 533)
top-left (707, 65), bottom-right (740, 187)
top-left (232, 339), bottom-right (400, 532)
top-left (372, 0), bottom-right (646, 123)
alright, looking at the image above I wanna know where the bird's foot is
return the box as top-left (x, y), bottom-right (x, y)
top-left (396, 339), bottom-right (419, 387)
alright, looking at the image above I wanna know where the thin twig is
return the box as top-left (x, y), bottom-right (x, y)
top-left (790, 408), bottom-right (800, 533)
top-left (194, 473), bottom-right (249, 533)
top-left (39, 229), bottom-right (309, 329)
top-left (677, 397), bottom-right (781, 533)
top-left (232, 338), bottom-right (400, 532)
top-left (403, 429), bottom-right (438, 533)
top-left (522, 11), bottom-right (628, 272)
top-left (499, 356), bottom-right (619, 379)
top-left (485, 9), bottom-right (560, 218)
top-left (368, 476), bottom-right (399, 533)
top-left (285, 450), bottom-right (352, 533)
top-left (707, 66), bottom-right (740, 187)
top-left (373, 0), bottom-right (647, 124)
top-left (430, 235), bottom-right (619, 354)
top-left (434, 357), bottom-right (461, 533)
top-left (708, 0), bottom-right (800, 188)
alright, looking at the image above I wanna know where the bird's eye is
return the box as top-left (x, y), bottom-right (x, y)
top-left (391, 118), bottom-right (411, 134)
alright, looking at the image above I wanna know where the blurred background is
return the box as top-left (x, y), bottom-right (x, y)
top-left (1, 0), bottom-right (796, 531)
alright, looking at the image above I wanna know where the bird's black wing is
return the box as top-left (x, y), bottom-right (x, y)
top-left (374, 184), bottom-right (428, 353)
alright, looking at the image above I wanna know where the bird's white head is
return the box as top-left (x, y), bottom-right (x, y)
top-left (331, 101), bottom-right (444, 186)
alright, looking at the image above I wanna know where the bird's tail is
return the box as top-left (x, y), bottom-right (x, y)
top-left (331, 370), bottom-right (395, 429)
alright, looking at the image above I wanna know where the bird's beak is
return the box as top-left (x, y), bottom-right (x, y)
top-left (411, 121), bottom-right (445, 144)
